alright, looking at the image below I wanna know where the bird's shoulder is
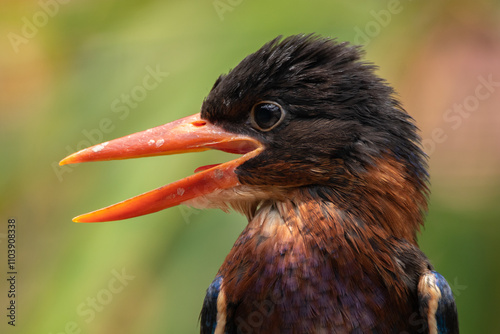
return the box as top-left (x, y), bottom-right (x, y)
top-left (418, 270), bottom-right (459, 334)
top-left (200, 275), bottom-right (223, 334)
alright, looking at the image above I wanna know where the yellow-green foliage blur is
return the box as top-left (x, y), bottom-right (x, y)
top-left (1, 1), bottom-right (500, 333)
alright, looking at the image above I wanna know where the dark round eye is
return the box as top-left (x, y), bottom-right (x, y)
top-left (250, 101), bottom-right (285, 131)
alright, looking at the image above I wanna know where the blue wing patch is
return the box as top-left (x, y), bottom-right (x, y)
top-left (200, 275), bottom-right (223, 334)
top-left (418, 271), bottom-right (459, 334)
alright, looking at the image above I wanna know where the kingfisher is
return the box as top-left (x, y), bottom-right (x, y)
top-left (60, 35), bottom-right (458, 333)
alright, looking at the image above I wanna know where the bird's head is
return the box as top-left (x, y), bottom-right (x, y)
top-left (61, 35), bottom-right (428, 239)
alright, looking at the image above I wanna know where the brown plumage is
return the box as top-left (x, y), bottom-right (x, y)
top-left (214, 155), bottom-right (430, 332)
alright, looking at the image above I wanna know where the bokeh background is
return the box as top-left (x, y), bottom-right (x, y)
top-left (1, 1), bottom-right (500, 333)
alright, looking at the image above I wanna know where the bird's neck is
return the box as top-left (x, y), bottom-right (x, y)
top-left (214, 155), bottom-right (428, 330)
top-left (244, 154), bottom-right (427, 245)
top-left (219, 183), bottom-right (422, 315)
top-left (334, 154), bottom-right (428, 244)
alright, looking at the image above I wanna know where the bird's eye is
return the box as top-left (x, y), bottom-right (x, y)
top-left (250, 101), bottom-right (285, 131)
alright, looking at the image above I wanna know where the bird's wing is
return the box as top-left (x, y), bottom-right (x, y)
top-left (418, 270), bottom-right (459, 334)
top-left (200, 275), bottom-right (223, 334)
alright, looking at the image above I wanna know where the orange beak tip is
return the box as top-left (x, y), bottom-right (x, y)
top-left (72, 211), bottom-right (105, 223)
top-left (59, 155), bottom-right (79, 166)
top-left (72, 215), bottom-right (85, 223)
top-left (59, 158), bottom-right (69, 166)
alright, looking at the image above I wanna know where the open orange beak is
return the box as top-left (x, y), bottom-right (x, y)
top-left (60, 113), bottom-right (263, 222)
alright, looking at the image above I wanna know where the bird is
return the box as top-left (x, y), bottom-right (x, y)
top-left (60, 34), bottom-right (459, 333)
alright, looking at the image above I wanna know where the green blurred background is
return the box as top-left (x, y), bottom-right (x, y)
top-left (1, 0), bottom-right (500, 333)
